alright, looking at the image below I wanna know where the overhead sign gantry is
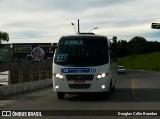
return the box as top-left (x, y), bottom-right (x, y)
top-left (151, 23), bottom-right (160, 29)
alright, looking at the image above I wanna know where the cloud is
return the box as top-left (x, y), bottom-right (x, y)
top-left (0, 0), bottom-right (160, 43)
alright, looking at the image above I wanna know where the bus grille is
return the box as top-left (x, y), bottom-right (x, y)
top-left (66, 75), bottom-right (94, 81)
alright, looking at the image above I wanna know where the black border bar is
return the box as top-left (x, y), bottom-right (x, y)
top-left (1, 110), bottom-right (160, 116)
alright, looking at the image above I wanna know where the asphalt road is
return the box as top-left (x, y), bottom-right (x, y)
top-left (1, 70), bottom-right (160, 119)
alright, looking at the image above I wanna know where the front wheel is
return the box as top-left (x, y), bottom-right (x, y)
top-left (57, 92), bottom-right (65, 99)
top-left (103, 80), bottom-right (115, 98)
top-left (111, 84), bottom-right (116, 92)
top-left (110, 79), bottom-right (116, 92)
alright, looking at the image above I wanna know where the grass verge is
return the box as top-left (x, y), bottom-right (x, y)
top-left (118, 52), bottom-right (160, 72)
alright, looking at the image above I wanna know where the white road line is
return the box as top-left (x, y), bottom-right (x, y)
top-left (132, 79), bottom-right (142, 99)
top-left (132, 79), bottom-right (136, 99)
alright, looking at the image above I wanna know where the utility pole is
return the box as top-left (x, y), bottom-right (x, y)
top-left (78, 19), bottom-right (80, 34)
top-left (71, 19), bottom-right (80, 34)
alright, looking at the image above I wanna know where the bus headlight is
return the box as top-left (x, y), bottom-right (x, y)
top-left (55, 73), bottom-right (63, 79)
top-left (97, 73), bottom-right (109, 79)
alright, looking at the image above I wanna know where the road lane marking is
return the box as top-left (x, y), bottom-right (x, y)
top-left (132, 79), bottom-right (142, 99)
top-left (132, 79), bottom-right (136, 99)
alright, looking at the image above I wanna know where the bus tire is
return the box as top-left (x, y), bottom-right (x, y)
top-left (110, 79), bottom-right (116, 92)
top-left (57, 92), bottom-right (65, 99)
top-left (111, 84), bottom-right (115, 92)
top-left (104, 81), bottom-right (112, 98)
top-left (109, 80), bottom-right (112, 92)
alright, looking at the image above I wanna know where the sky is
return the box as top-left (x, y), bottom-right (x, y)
top-left (0, 0), bottom-right (160, 43)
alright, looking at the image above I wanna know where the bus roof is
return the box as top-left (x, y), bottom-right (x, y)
top-left (60, 34), bottom-right (107, 39)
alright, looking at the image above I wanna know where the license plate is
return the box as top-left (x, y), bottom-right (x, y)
top-left (74, 80), bottom-right (85, 84)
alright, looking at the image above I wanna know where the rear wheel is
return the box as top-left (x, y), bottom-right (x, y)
top-left (103, 81), bottom-right (112, 98)
top-left (57, 92), bottom-right (65, 99)
top-left (111, 84), bottom-right (116, 92)
top-left (110, 79), bottom-right (116, 92)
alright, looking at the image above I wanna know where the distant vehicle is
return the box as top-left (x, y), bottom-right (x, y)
top-left (117, 65), bottom-right (126, 73)
top-left (52, 34), bottom-right (117, 99)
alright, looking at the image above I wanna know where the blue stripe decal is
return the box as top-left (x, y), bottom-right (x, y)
top-left (61, 68), bottom-right (96, 73)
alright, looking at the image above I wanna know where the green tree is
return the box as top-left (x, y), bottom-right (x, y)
top-left (117, 40), bottom-right (129, 57)
top-left (128, 36), bottom-right (147, 54)
top-left (0, 31), bottom-right (9, 44)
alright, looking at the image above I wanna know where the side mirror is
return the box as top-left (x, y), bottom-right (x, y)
top-left (51, 43), bottom-right (57, 49)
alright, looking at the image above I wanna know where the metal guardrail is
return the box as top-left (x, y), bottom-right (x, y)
top-left (0, 61), bottom-right (52, 84)
top-left (0, 71), bottom-right (10, 86)
top-left (16, 70), bottom-right (50, 83)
